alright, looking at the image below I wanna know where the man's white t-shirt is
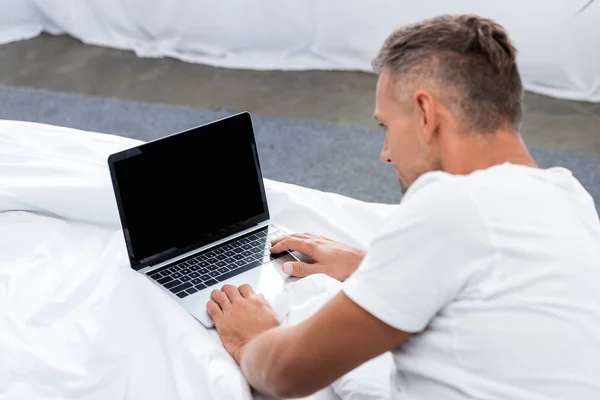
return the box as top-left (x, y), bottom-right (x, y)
top-left (343, 163), bottom-right (600, 400)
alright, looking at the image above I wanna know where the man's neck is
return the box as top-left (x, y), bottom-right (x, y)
top-left (440, 128), bottom-right (538, 176)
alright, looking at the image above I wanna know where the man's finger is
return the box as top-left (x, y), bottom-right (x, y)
top-left (238, 284), bottom-right (255, 298)
top-left (270, 232), bottom-right (310, 246)
top-left (211, 289), bottom-right (232, 311)
top-left (270, 236), bottom-right (286, 246)
top-left (221, 284), bottom-right (242, 303)
top-left (206, 300), bottom-right (222, 318)
top-left (270, 236), bottom-right (317, 257)
top-left (257, 293), bottom-right (270, 306)
top-left (282, 261), bottom-right (324, 278)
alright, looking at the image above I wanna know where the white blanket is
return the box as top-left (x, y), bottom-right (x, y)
top-left (0, 120), bottom-right (395, 399)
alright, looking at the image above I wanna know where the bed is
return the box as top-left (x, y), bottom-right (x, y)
top-left (0, 0), bottom-right (599, 102)
top-left (0, 119), bottom-right (395, 399)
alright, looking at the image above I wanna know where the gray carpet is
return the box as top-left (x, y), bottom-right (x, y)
top-left (1, 85), bottom-right (599, 213)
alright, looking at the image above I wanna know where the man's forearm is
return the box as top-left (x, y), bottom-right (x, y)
top-left (237, 326), bottom-right (303, 398)
top-left (230, 291), bottom-right (408, 398)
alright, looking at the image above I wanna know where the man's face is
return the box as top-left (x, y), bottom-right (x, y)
top-left (374, 68), bottom-right (440, 194)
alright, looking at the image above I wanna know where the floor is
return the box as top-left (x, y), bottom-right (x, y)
top-left (1, 34), bottom-right (599, 155)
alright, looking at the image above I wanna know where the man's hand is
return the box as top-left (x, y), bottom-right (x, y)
top-left (270, 233), bottom-right (365, 281)
top-left (207, 284), bottom-right (279, 364)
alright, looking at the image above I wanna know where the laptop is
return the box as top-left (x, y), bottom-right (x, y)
top-left (108, 112), bottom-right (298, 327)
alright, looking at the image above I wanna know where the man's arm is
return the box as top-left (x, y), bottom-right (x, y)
top-left (270, 233), bottom-right (366, 281)
top-left (208, 286), bottom-right (411, 398)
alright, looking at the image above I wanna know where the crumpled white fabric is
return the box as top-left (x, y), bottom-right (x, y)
top-left (0, 120), bottom-right (396, 400)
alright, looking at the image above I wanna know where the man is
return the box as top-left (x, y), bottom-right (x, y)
top-left (206, 14), bottom-right (600, 399)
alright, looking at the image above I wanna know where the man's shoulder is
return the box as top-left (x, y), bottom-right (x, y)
top-left (401, 171), bottom-right (475, 213)
top-left (403, 168), bottom-right (501, 200)
top-left (404, 170), bottom-right (457, 197)
top-left (401, 165), bottom-right (523, 213)
top-left (383, 171), bottom-right (486, 241)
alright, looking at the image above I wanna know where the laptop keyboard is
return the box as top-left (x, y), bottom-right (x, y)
top-left (147, 226), bottom-right (288, 299)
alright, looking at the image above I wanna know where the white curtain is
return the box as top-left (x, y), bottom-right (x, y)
top-left (0, 0), bottom-right (43, 44)
top-left (1, 0), bottom-right (599, 102)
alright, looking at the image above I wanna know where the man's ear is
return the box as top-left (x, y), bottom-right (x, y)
top-left (414, 90), bottom-right (437, 144)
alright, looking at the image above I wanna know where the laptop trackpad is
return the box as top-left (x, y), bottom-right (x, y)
top-left (184, 255), bottom-right (295, 328)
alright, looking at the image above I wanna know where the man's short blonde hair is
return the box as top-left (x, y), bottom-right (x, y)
top-left (373, 14), bottom-right (524, 133)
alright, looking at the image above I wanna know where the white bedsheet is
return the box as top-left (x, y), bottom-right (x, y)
top-left (0, 0), bottom-right (598, 102)
top-left (0, 120), bottom-right (395, 400)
